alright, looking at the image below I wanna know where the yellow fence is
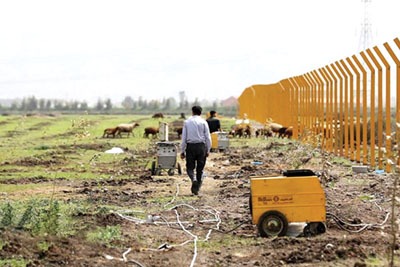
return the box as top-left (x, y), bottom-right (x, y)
top-left (238, 37), bottom-right (400, 172)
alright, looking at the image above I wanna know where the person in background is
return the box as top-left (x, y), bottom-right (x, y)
top-left (180, 106), bottom-right (212, 195)
top-left (206, 110), bottom-right (221, 133)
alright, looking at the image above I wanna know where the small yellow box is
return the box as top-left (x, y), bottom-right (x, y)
top-left (250, 174), bottom-right (326, 237)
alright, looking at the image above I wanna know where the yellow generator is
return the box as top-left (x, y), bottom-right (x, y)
top-left (250, 169), bottom-right (326, 237)
top-left (211, 131), bottom-right (229, 152)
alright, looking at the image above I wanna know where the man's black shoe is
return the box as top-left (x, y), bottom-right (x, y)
top-left (191, 180), bottom-right (199, 195)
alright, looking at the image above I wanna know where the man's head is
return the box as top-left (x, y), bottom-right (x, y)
top-left (192, 105), bottom-right (202, 116)
top-left (210, 110), bottom-right (216, 117)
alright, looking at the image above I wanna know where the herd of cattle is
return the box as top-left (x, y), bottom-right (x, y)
top-left (102, 113), bottom-right (293, 140)
top-left (231, 122), bottom-right (293, 139)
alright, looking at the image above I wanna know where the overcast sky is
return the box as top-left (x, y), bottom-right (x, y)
top-left (0, 0), bottom-right (399, 104)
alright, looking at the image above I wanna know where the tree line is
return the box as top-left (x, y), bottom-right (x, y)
top-left (0, 95), bottom-right (237, 116)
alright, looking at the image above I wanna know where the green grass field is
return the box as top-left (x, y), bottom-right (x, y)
top-left (0, 113), bottom-right (254, 181)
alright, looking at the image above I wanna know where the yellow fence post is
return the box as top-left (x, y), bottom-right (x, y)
top-left (317, 68), bottom-right (329, 151)
top-left (288, 77), bottom-right (299, 139)
top-left (346, 57), bottom-right (362, 162)
top-left (335, 61), bottom-right (349, 157)
top-left (281, 79), bottom-right (297, 138)
top-left (366, 49), bottom-right (384, 169)
top-left (294, 76), bottom-right (305, 136)
top-left (340, 59), bottom-right (355, 160)
top-left (352, 55), bottom-right (369, 165)
top-left (326, 65), bottom-right (338, 155)
top-left (311, 70), bottom-right (325, 142)
top-left (301, 75), bottom-right (309, 133)
top-left (384, 38), bottom-right (400, 166)
top-left (305, 72), bottom-right (317, 138)
top-left (360, 51), bottom-right (376, 167)
top-left (330, 63), bottom-right (344, 156)
top-left (320, 67), bottom-right (334, 153)
top-left (374, 46), bottom-right (392, 172)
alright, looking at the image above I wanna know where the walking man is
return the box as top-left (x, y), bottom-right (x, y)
top-left (206, 110), bottom-right (221, 133)
top-left (180, 106), bottom-right (212, 195)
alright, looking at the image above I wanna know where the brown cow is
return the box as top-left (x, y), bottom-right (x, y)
top-left (278, 127), bottom-right (288, 138)
top-left (116, 122), bottom-right (140, 137)
top-left (254, 125), bottom-right (273, 138)
top-left (284, 127), bottom-right (293, 138)
top-left (103, 127), bottom-right (119, 138)
top-left (231, 125), bottom-right (251, 138)
top-left (265, 122), bottom-right (283, 137)
top-left (144, 127), bottom-right (159, 138)
top-left (152, 113), bottom-right (164, 119)
top-left (175, 127), bottom-right (183, 138)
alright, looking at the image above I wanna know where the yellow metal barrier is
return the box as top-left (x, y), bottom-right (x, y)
top-left (238, 37), bottom-right (400, 171)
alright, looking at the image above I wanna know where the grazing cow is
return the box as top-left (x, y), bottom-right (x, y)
top-left (230, 124), bottom-right (252, 138)
top-left (265, 122), bottom-right (283, 137)
top-left (144, 127), bottom-right (159, 138)
top-left (175, 127), bottom-right (183, 138)
top-left (256, 127), bottom-right (273, 138)
top-left (116, 122), bottom-right (140, 137)
top-left (278, 127), bottom-right (288, 138)
top-left (152, 113), bottom-right (164, 119)
top-left (103, 127), bottom-right (119, 138)
top-left (284, 127), bottom-right (293, 138)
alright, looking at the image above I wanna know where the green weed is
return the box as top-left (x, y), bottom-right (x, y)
top-left (0, 258), bottom-right (31, 267)
top-left (86, 225), bottom-right (122, 247)
top-left (0, 203), bottom-right (14, 228)
top-left (36, 241), bottom-right (51, 253)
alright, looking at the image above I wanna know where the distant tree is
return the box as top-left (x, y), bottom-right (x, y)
top-left (46, 100), bottom-right (52, 110)
top-left (70, 101), bottom-right (79, 110)
top-left (104, 98), bottom-right (112, 110)
top-left (138, 96), bottom-right (144, 109)
top-left (80, 101), bottom-right (88, 110)
top-left (38, 98), bottom-right (46, 110)
top-left (132, 100), bottom-right (138, 110)
top-left (183, 100), bottom-right (189, 109)
top-left (141, 99), bottom-right (148, 110)
top-left (63, 101), bottom-right (71, 110)
top-left (148, 99), bottom-right (160, 110)
top-left (95, 99), bottom-right (104, 111)
top-left (212, 100), bottom-right (218, 110)
top-left (11, 101), bottom-right (18, 110)
top-left (26, 96), bottom-right (38, 111)
top-left (179, 91), bottom-right (187, 108)
top-left (19, 98), bottom-right (27, 111)
top-left (192, 97), bottom-right (200, 107)
top-left (121, 96), bottom-right (134, 110)
top-left (163, 97), bottom-right (177, 110)
top-left (54, 100), bottom-right (64, 110)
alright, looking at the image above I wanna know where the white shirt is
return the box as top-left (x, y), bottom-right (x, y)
top-left (181, 115), bottom-right (212, 153)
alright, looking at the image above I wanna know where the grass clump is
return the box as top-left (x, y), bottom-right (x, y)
top-left (86, 225), bottom-right (122, 247)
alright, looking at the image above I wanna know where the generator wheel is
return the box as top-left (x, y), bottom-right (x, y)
top-left (303, 222), bottom-right (326, 237)
top-left (177, 163), bottom-right (182, 175)
top-left (151, 161), bottom-right (156, 175)
top-left (258, 210), bottom-right (288, 237)
top-left (168, 169), bottom-right (175, 176)
top-left (316, 222), bottom-right (327, 234)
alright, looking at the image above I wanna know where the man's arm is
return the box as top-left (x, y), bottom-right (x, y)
top-left (180, 123), bottom-right (187, 159)
top-left (204, 122), bottom-right (212, 154)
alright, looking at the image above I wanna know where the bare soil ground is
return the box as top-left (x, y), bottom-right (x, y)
top-left (0, 140), bottom-right (398, 267)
